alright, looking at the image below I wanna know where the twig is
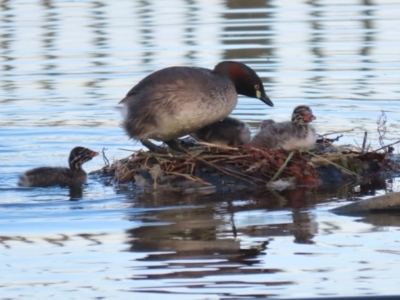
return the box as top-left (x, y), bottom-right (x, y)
top-left (196, 141), bottom-right (239, 151)
top-left (321, 128), bottom-right (355, 136)
top-left (305, 150), bottom-right (361, 178)
top-left (269, 151), bottom-right (294, 183)
top-left (377, 111), bottom-right (387, 152)
top-left (164, 171), bottom-right (212, 185)
top-left (118, 148), bottom-right (138, 152)
top-left (195, 156), bottom-right (262, 184)
top-left (102, 147), bottom-right (109, 166)
top-left (375, 140), bottom-right (400, 152)
top-left (361, 131), bottom-right (368, 154)
top-left (317, 134), bottom-right (343, 144)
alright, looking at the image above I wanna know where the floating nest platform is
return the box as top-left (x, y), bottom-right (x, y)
top-left (93, 139), bottom-right (399, 193)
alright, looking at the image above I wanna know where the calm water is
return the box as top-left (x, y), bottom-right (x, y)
top-left (1, 0), bottom-right (400, 299)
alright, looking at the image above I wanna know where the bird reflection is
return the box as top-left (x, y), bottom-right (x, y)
top-left (122, 175), bottom-right (393, 278)
top-left (122, 188), bottom-right (318, 280)
top-left (69, 185), bottom-right (83, 200)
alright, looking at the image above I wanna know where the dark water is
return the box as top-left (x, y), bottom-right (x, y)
top-left (1, 0), bottom-right (400, 299)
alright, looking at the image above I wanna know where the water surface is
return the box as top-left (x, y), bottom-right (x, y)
top-left (1, 0), bottom-right (400, 299)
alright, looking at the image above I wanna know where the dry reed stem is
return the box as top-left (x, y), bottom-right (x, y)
top-left (375, 140), bottom-right (400, 152)
top-left (320, 128), bottom-right (355, 136)
top-left (269, 151), bottom-right (294, 183)
top-left (163, 171), bottom-right (213, 185)
top-left (377, 111), bottom-right (387, 152)
top-left (305, 150), bottom-right (361, 177)
top-left (361, 131), bottom-right (368, 154)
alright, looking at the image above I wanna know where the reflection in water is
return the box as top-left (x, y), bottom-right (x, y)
top-left (305, 0), bottom-right (378, 99)
top-left (69, 185), bottom-right (83, 199)
top-left (0, 0), bottom-right (16, 95)
top-left (183, 0), bottom-right (197, 62)
top-left (90, 1), bottom-right (109, 50)
top-left (124, 192), bottom-right (289, 287)
top-left (1, 0), bottom-right (400, 130)
top-left (222, 0), bottom-right (275, 97)
top-left (138, 0), bottom-right (154, 66)
top-left (121, 183), bottom-right (367, 281)
top-left (40, 0), bottom-right (58, 91)
top-left (307, 0), bottom-right (326, 92)
top-left (0, 235), bottom-right (33, 248)
top-left (358, 212), bottom-right (400, 227)
top-left (0, 232), bottom-right (106, 248)
top-left (85, 1), bottom-right (110, 99)
top-left (355, 0), bottom-right (376, 97)
top-left (222, 0), bottom-right (274, 60)
top-left (0, 179), bottom-right (399, 297)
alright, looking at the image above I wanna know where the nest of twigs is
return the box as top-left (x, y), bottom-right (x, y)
top-left (92, 112), bottom-right (399, 192)
top-left (94, 140), bottom-right (395, 192)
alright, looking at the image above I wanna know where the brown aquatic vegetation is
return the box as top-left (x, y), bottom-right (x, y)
top-left (91, 111), bottom-right (400, 192)
top-left (93, 136), bottom-right (396, 192)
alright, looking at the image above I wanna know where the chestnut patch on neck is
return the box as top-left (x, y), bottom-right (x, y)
top-left (214, 62), bottom-right (246, 83)
top-left (228, 63), bottom-right (246, 84)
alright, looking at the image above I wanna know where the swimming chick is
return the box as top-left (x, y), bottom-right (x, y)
top-left (18, 147), bottom-right (99, 187)
top-left (251, 105), bottom-right (317, 150)
top-left (192, 117), bottom-right (251, 146)
top-left (119, 61), bottom-right (273, 151)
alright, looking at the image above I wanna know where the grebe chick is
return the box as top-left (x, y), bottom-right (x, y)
top-left (251, 105), bottom-right (317, 150)
top-left (192, 117), bottom-right (251, 146)
top-left (18, 147), bottom-right (99, 187)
